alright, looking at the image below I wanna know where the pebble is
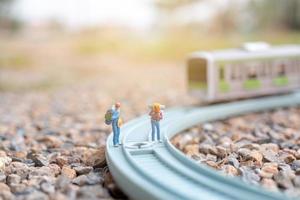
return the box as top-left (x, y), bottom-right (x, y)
top-left (183, 144), bottom-right (199, 156)
top-left (222, 165), bottom-right (239, 176)
top-left (72, 175), bottom-right (89, 186)
top-left (249, 150), bottom-right (263, 163)
top-left (0, 156), bottom-right (12, 171)
top-left (260, 163), bottom-right (278, 178)
top-left (0, 182), bottom-right (13, 200)
top-left (55, 175), bottom-right (71, 191)
top-left (261, 178), bottom-right (278, 191)
top-left (27, 152), bottom-right (49, 167)
top-left (76, 185), bottom-right (110, 199)
top-left (73, 166), bottom-right (93, 175)
top-left (61, 166), bottom-right (76, 179)
top-left (7, 174), bottom-right (21, 185)
top-left (40, 181), bottom-right (55, 194)
top-left (291, 160), bottom-right (300, 172)
top-left (0, 172), bottom-right (6, 182)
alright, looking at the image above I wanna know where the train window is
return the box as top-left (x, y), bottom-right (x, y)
top-left (231, 64), bottom-right (239, 80)
top-left (278, 64), bottom-right (286, 76)
top-left (261, 62), bottom-right (268, 76)
top-left (247, 67), bottom-right (257, 79)
top-left (219, 65), bottom-right (225, 80)
top-left (187, 58), bottom-right (207, 90)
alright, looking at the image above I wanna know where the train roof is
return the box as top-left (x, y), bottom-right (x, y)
top-left (190, 44), bottom-right (300, 62)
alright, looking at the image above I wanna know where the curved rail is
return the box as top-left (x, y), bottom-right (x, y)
top-left (106, 92), bottom-right (300, 200)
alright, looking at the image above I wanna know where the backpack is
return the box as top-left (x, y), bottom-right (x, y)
top-left (105, 109), bottom-right (113, 125)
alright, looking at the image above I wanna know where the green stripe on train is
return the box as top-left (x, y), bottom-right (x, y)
top-left (189, 82), bottom-right (207, 89)
top-left (219, 80), bottom-right (230, 92)
top-left (273, 76), bottom-right (289, 86)
top-left (243, 79), bottom-right (261, 90)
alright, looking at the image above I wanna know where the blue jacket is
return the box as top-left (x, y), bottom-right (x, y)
top-left (112, 109), bottom-right (120, 121)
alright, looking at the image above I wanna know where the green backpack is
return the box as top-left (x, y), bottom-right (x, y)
top-left (105, 109), bottom-right (113, 125)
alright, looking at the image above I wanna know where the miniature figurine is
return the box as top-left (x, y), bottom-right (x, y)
top-left (105, 102), bottom-right (122, 147)
top-left (149, 103), bottom-right (165, 142)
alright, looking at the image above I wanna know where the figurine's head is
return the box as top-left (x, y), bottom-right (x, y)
top-left (153, 103), bottom-right (161, 113)
top-left (115, 102), bottom-right (121, 109)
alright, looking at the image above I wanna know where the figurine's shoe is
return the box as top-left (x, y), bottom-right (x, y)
top-left (114, 144), bottom-right (119, 147)
top-left (159, 140), bottom-right (163, 143)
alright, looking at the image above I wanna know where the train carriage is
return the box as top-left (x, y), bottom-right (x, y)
top-left (187, 43), bottom-right (300, 102)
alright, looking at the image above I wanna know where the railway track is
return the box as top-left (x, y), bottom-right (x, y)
top-left (106, 92), bottom-right (300, 200)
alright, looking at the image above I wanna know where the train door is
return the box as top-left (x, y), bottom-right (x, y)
top-left (187, 58), bottom-right (208, 98)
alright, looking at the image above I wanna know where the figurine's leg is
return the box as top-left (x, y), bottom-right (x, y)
top-left (117, 126), bottom-right (120, 144)
top-left (151, 120), bottom-right (155, 141)
top-left (156, 122), bottom-right (160, 141)
top-left (112, 120), bottom-right (118, 146)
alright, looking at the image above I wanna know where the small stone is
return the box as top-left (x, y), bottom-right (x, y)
top-left (10, 183), bottom-right (26, 194)
top-left (72, 175), bottom-right (88, 186)
top-left (27, 153), bottom-right (48, 167)
top-left (12, 151), bottom-right (27, 160)
top-left (48, 164), bottom-right (61, 176)
top-left (40, 182), bottom-right (55, 194)
top-left (260, 143), bottom-right (279, 153)
top-left (227, 154), bottom-right (240, 168)
top-left (249, 150), bottom-right (263, 163)
top-left (74, 166), bottom-right (93, 175)
top-left (72, 171), bottom-right (102, 186)
top-left (37, 135), bottom-right (63, 148)
top-left (274, 171), bottom-right (293, 189)
top-left (216, 146), bottom-right (227, 158)
top-left (260, 163), bottom-right (278, 178)
top-left (293, 176), bottom-right (300, 187)
top-left (199, 144), bottom-right (218, 155)
top-left (86, 171), bottom-right (103, 185)
top-left (183, 144), bottom-right (199, 156)
top-left (259, 170), bottom-right (273, 179)
top-left (295, 149), bottom-right (300, 159)
top-left (0, 172), bottom-right (6, 182)
top-left (61, 166), bottom-right (76, 179)
top-left (205, 161), bottom-right (218, 169)
top-left (239, 166), bottom-right (260, 185)
top-left (0, 182), bottom-right (13, 200)
top-left (262, 150), bottom-right (279, 163)
top-left (0, 182), bottom-right (10, 191)
top-left (281, 153), bottom-right (296, 164)
top-left (74, 147), bottom-right (106, 167)
top-left (0, 156), bottom-right (12, 171)
top-left (203, 123), bottom-right (214, 132)
top-left (261, 178), bottom-right (278, 191)
top-left (241, 143), bottom-right (260, 150)
top-left (77, 185), bottom-right (110, 199)
top-left (278, 164), bottom-right (295, 179)
top-left (28, 166), bottom-right (54, 178)
top-left (7, 174), bottom-right (21, 185)
top-left (205, 154), bottom-right (217, 162)
top-left (5, 162), bottom-right (30, 179)
top-left (237, 148), bottom-right (251, 159)
top-left (55, 156), bottom-right (69, 168)
top-left (291, 160), bottom-right (300, 171)
top-left (55, 175), bottom-right (70, 191)
top-left (21, 190), bottom-right (48, 200)
top-left (222, 165), bottom-right (239, 176)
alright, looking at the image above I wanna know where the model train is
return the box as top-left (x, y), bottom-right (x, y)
top-left (187, 42), bottom-right (300, 102)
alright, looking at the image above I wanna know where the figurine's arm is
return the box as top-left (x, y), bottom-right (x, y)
top-left (149, 110), bottom-right (153, 116)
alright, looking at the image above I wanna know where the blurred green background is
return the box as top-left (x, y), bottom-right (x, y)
top-left (0, 0), bottom-right (299, 92)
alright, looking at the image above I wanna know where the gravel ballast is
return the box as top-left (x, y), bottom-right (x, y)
top-left (172, 107), bottom-right (300, 198)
